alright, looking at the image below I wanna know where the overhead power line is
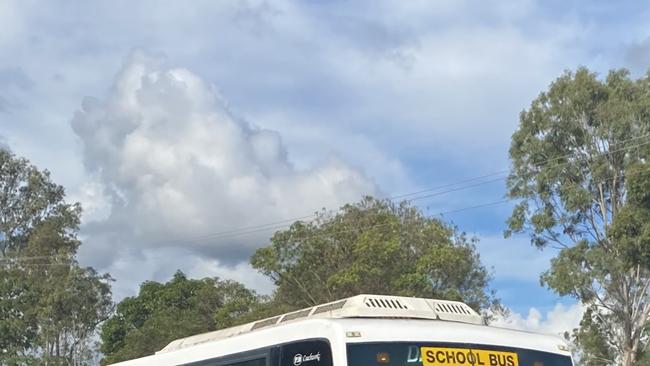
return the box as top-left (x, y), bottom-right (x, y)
top-left (133, 133), bottom-right (650, 245)
top-left (0, 198), bottom-right (513, 266)
top-left (143, 132), bottom-right (650, 247)
top-left (3, 132), bottom-right (650, 264)
top-left (3, 164), bottom-right (647, 267)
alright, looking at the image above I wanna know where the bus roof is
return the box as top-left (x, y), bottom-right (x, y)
top-left (159, 295), bottom-right (483, 354)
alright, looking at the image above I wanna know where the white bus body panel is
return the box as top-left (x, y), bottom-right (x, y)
top-left (109, 318), bottom-right (571, 365)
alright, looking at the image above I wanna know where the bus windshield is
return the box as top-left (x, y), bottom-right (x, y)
top-left (347, 342), bottom-right (572, 366)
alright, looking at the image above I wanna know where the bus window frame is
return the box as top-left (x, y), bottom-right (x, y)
top-left (181, 338), bottom-right (332, 366)
top-left (345, 341), bottom-right (573, 366)
top-left (181, 348), bottom-right (270, 366)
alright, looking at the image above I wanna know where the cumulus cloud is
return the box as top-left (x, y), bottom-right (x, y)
top-left (71, 51), bottom-right (377, 294)
top-left (475, 234), bottom-right (556, 282)
top-left (106, 247), bottom-right (274, 301)
top-left (492, 302), bottom-right (585, 337)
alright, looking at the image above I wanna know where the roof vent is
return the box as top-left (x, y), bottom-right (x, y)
top-left (433, 302), bottom-right (472, 315)
top-left (427, 299), bottom-right (482, 325)
top-left (251, 316), bottom-right (281, 330)
top-left (281, 308), bottom-right (313, 322)
top-left (313, 299), bottom-right (347, 314)
top-left (364, 296), bottom-right (408, 310)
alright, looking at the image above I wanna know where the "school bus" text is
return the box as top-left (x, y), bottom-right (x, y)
top-left (420, 347), bottom-right (518, 366)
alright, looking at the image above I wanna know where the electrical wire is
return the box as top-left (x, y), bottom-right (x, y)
top-left (117, 134), bottom-right (650, 245)
top-left (3, 132), bottom-right (650, 264)
top-left (2, 162), bottom-right (645, 267)
top-left (135, 132), bottom-right (650, 247)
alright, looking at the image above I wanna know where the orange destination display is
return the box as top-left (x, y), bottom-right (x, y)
top-left (421, 347), bottom-right (519, 366)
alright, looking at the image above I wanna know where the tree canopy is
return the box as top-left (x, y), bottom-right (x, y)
top-left (100, 271), bottom-right (263, 365)
top-left (506, 68), bottom-right (650, 365)
top-left (0, 149), bottom-right (112, 365)
top-left (251, 197), bottom-right (498, 313)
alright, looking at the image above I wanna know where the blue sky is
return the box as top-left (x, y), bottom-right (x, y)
top-left (2, 0), bottom-right (650, 334)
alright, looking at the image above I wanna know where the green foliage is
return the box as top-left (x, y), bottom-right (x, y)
top-left (212, 280), bottom-right (266, 329)
top-left (100, 271), bottom-right (263, 365)
top-left (507, 68), bottom-right (650, 365)
top-left (251, 197), bottom-right (497, 313)
top-left (0, 150), bottom-right (80, 256)
top-left (570, 307), bottom-right (615, 365)
top-left (0, 150), bottom-right (112, 365)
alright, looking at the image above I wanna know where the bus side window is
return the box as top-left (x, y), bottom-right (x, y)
top-left (279, 340), bottom-right (332, 366)
top-left (226, 358), bottom-right (267, 366)
top-left (184, 354), bottom-right (268, 366)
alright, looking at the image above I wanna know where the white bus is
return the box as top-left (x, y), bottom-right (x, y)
top-left (109, 295), bottom-right (573, 366)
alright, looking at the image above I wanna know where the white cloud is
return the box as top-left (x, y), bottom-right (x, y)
top-left (0, 0), bottom-right (626, 193)
top-left (68, 177), bottom-right (112, 223)
top-left (71, 51), bottom-right (377, 297)
top-left (210, 0), bottom-right (592, 180)
top-left (475, 234), bottom-right (556, 282)
top-left (106, 247), bottom-right (273, 300)
top-left (493, 302), bottom-right (585, 337)
top-left (249, 110), bottom-right (416, 194)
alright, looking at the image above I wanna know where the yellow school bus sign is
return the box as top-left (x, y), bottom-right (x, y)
top-left (421, 347), bottom-right (519, 366)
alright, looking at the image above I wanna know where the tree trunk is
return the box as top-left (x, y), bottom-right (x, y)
top-left (622, 345), bottom-right (636, 366)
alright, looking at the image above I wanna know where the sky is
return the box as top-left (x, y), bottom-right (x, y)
top-left (2, 0), bottom-right (650, 338)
